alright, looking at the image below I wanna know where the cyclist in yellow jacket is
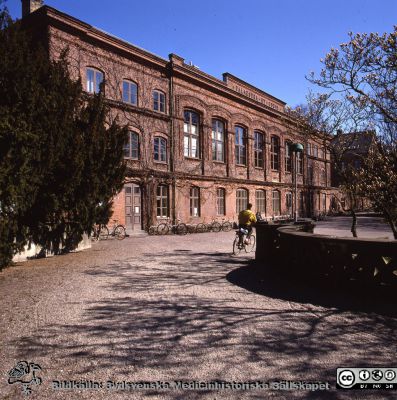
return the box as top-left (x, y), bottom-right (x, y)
top-left (238, 203), bottom-right (257, 243)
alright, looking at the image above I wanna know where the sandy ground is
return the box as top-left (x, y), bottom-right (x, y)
top-left (0, 224), bottom-right (396, 400)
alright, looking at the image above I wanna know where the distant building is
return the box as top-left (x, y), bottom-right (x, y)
top-left (330, 130), bottom-right (376, 211)
top-left (21, 0), bottom-right (338, 231)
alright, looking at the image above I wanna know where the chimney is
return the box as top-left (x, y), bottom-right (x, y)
top-left (21, 0), bottom-right (43, 18)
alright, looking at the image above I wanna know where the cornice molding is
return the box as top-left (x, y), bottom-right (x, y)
top-left (40, 6), bottom-right (168, 68)
top-left (34, 6), bottom-right (301, 126)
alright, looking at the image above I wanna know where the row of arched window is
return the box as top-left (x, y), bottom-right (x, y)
top-left (184, 110), bottom-right (304, 172)
top-left (86, 67), bottom-right (306, 172)
top-left (86, 67), bottom-right (166, 113)
top-left (155, 186), bottom-right (289, 218)
top-left (124, 132), bottom-right (167, 162)
top-left (124, 126), bottom-right (304, 175)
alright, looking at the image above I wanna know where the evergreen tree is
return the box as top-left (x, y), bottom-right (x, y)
top-left (0, 3), bottom-right (128, 268)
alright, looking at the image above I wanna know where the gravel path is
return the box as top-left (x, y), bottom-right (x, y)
top-left (0, 231), bottom-right (396, 399)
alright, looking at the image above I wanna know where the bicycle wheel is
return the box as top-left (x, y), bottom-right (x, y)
top-left (195, 223), bottom-right (207, 233)
top-left (114, 225), bottom-right (126, 240)
top-left (157, 223), bottom-right (169, 235)
top-left (211, 222), bottom-right (222, 233)
top-left (187, 224), bottom-right (195, 234)
top-left (148, 226), bottom-right (156, 235)
top-left (233, 236), bottom-right (242, 255)
top-left (176, 223), bottom-right (188, 235)
top-left (222, 221), bottom-right (233, 232)
top-left (99, 225), bottom-right (109, 240)
top-left (92, 226), bottom-right (99, 241)
top-left (244, 234), bottom-right (256, 253)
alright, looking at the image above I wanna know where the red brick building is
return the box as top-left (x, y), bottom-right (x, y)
top-left (22, 1), bottom-right (337, 232)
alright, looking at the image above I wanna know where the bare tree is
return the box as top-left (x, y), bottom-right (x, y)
top-left (287, 92), bottom-right (370, 237)
top-left (307, 27), bottom-right (397, 238)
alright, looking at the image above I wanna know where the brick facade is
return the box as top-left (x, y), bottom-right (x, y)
top-left (25, 5), bottom-right (339, 231)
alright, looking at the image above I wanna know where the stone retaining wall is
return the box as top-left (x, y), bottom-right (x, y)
top-left (12, 234), bottom-right (92, 262)
top-left (255, 222), bottom-right (397, 286)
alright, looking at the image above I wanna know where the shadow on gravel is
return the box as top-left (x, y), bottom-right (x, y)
top-left (11, 250), bottom-right (397, 400)
top-left (84, 250), bottom-right (249, 292)
top-left (227, 263), bottom-right (397, 317)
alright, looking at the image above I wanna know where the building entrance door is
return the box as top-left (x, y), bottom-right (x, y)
top-left (125, 184), bottom-right (142, 231)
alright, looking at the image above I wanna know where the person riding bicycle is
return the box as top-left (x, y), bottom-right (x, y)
top-left (238, 203), bottom-right (257, 244)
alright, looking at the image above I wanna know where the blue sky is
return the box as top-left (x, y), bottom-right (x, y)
top-left (7, 0), bottom-right (397, 107)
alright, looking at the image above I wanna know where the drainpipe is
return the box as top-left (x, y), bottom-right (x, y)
top-left (292, 143), bottom-right (304, 222)
top-left (167, 56), bottom-right (176, 225)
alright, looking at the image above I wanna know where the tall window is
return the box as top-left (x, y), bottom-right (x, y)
top-left (270, 136), bottom-right (280, 170)
top-left (190, 187), bottom-right (200, 217)
top-left (308, 165), bottom-right (313, 184)
top-left (153, 90), bottom-right (165, 113)
top-left (307, 143), bottom-right (311, 156)
top-left (331, 195), bottom-right (338, 211)
top-left (300, 192), bottom-right (305, 214)
top-left (122, 80), bottom-right (137, 105)
top-left (297, 151), bottom-right (303, 174)
top-left (286, 192), bottom-right (292, 212)
top-left (272, 190), bottom-right (280, 215)
top-left (216, 188), bottom-right (226, 215)
top-left (86, 68), bottom-right (104, 93)
top-left (236, 188), bottom-right (248, 213)
top-left (156, 186), bottom-right (168, 217)
top-left (154, 137), bottom-right (167, 162)
top-left (212, 119), bottom-right (225, 162)
top-left (322, 193), bottom-right (327, 212)
top-left (321, 169), bottom-right (327, 185)
top-left (313, 145), bottom-right (318, 158)
top-left (124, 132), bottom-right (139, 159)
top-left (255, 190), bottom-right (266, 213)
top-left (285, 141), bottom-right (292, 172)
top-left (254, 131), bottom-right (264, 168)
top-left (184, 110), bottom-right (199, 158)
top-left (235, 126), bottom-right (246, 165)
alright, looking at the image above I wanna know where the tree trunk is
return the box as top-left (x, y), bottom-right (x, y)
top-left (350, 209), bottom-right (358, 238)
top-left (384, 209), bottom-right (397, 239)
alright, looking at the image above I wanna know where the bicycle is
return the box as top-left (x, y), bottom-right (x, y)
top-left (232, 227), bottom-right (256, 255)
top-left (207, 219), bottom-right (222, 232)
top-left (100, 220), bottom-right (127, 240)
top-left (195, 219), bottom-right (221, 233)
top-left (195, 222), bottom-right (207, 233)
top-left (196, 218), bottom-right (231, 233)
top-left (92, 224), bottom-right (109, 240)
top-left (220, 218), bottom-right (233, 232)
top-left (156, 219), bottom-right (188, 235)
top-left (148, 225), bottom-right (157, 235)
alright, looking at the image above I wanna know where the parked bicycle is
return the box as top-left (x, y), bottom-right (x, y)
top-left (148, 225), bottom-right (157, 235)
top-left (195, 219), bottom-right (222, 233)
top-left (92, 224), bottom-right (109, 240)
top-left (232, 226), bottom-right (256, 255)
top-left (220, 219), bottom-right (233, 232)
top-left (156, 219), bottom-right (188, 235)
top-left (95, 220), bottom-right (127, 240)
top-left (195, 218), bottom-right (233, 233)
